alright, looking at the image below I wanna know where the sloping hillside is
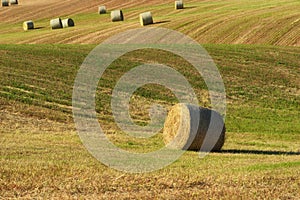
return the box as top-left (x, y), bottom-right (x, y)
top-left (0, 0), bottom-right (299, 45)
top-left (0, 0), bottom-right (170, 23)
top-left (0, 0), bottom-right (299, 198)
top-left (0, 43), bottom-right (299, 146)
top-left (0, 43), bottom-right (299, 198)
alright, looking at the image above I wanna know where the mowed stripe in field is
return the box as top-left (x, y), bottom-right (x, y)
top-left (164, 1), bottom-right (300, 46)
top-left (0, 0), bottom-right (299, 45)
top-left (0, 0), bottom-right (171, 23)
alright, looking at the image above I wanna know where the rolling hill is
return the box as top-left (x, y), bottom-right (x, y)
top-left (0, 0), bottom-right (299, 45)
top-left (0, 43), bottom-right (299, 198)
top-left (0, 0), bottom-right (299, 198)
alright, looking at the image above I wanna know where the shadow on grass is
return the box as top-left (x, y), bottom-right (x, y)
top-left (154, 20), bottom-right (171, 25)
top-left (183, 6), bottom-right (197, 9)
top-left (34, 27), bottom-right (45, 30)
top-left (221, 149), bottom-right (300, 155)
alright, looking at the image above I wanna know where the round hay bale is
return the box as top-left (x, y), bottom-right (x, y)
top-left (111, 10), bottom-right (124, 22)
top-left (175, 0), bottom-right (184, 9)
top-left (2, 0), bottom-right (9, 6)
top-left (23, 20), bottom-right (34, 31)
top-left (62, 18), bottom-right (75, 28)
top-left (50, 18), bottom-right (63, 29)
top-left (163, 103), bottom-right (225, 151)
top-left (98, 5), bottom-right (106, 14)
top-left (139, 12), bottom-right (153, 26)
top-left (9, 0), bottom-right (17, 5)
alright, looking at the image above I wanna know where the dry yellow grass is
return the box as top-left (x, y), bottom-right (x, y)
top-left (0, 0), bottom-right (299, 197)
top-left (0, 43), bottom-right (299, 199)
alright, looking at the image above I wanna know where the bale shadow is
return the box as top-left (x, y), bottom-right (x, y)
top-left (34, 27), bottom-right (45, 30)
top-left (183, 6), bottom-right (197, 9)
top-left (221, 149), bottom-right (300, 155)
top-left (154, 20), bottom-right (171, 25)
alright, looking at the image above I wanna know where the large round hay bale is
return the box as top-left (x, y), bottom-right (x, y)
top-left (2, 0), bottom-right (9, 6)
top-left (98, 5), bottom-right (106, 14)
top-left (111, 10), bottom-right (124, 22)
top-left (175, 0), bottom-right (184, 9)
top-left (9, 0), bottom-right (17, 5)
top-left (50, 18), bottom-right (63, 29)
top-left (23, 20), bottom-right (34, 31)
top-left (62, 18), bottom-right (75, 28)
top-left (163, 103), bottom-right (225, 151)
top-left (139, 12), bottom-right (153, 26)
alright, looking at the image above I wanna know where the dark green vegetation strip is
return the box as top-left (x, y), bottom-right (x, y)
top-left (246, 161), bottom-right (300, 171)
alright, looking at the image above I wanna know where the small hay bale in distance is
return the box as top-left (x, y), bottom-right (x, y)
top-left (1, 0), bottom-right (9, 7)
top-left (111, 10), bottom-right (124, 22)
top-left (163, 103), bottom-right (225, 151)
top-left (175, 0), bottom-right (184, 9)
top-left (139, 12), bottom-right (153, 26)
top-left (23, 20), bottom-right (34, 31)
top-left (98, 5), bottom-right (106, 14)
top-left (9, 0), bottom-right (17, 5)
top-left (50, 18), bottom-right (63, 29)
top-left (62, 18), bottom-right (75, 28)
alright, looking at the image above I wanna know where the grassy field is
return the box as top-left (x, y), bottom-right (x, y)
top-left (0, 0), bottom-right (299, 198)
top-left (0, 44), bottom-right (299, 198)
top-left (0, 0), bottom-right (299, 45)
